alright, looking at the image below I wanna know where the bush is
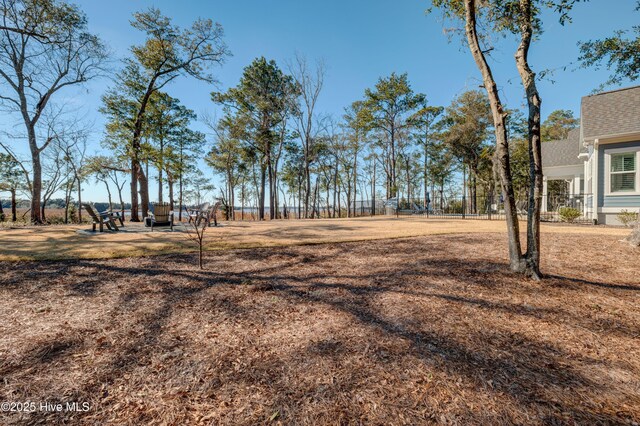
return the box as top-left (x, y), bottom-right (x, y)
top-left (558, 207), bottom-right (581, 223)
top-left (617, 209), bottom-right (639, 227)
top-left (69, 204), bottom-right (78, 223)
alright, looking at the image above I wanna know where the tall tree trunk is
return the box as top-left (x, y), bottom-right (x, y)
top-left (297, 179), bottom-right (302, 219)
top-left (464, 0), bottom-right (524, 272)
top-left (11, 189), bottom-right (17, 222)
top-left (372, 160), bottom-right (376, 216)
top-left (259, 164), bottom-right (266, 221)
top-left (140, 159), bottom-right (149, 214)
top-left (304, 162), bottom-right (311, 218)
top-left (333, 158), bottom-right (339, 218)
top-left (390, 126), bottom-right (397, 198)
top-left (268, 158), bottom-right (275, 220)
top-left (76, 177), bottom-right (82, 223)
top-left (424, 138), bottom-right (429, 208)
top-left (167, 173), bottom-right (174, 212)
top-left (104, 181), bottom-right (113, 212)
top-left (353, 147), bottom-right (358, 216)
top-left (471, 169), bottom-right (477, 214)
top-left (406, 158), bottom-right (411, 202)
top-left (64, 183), bottom-right (71, 224)
top-left (29, 134), bottom-right (43, 224)
top-left (241, 183), bottom-right (245, 221)
top-left (116, 179), bottom-right (126, 218)
top-left (130, 159), bottom-right (139, 221)
top-left (130, 79), bottom-right (157, 220)
top-left (515, 0), bottom-right (543, 279)
top-left (158, 138), bottom-right (164, 203)
top-left (179, 172), bottom-right (184, 221)
top-left (314, 177), bottom-right (320, 218)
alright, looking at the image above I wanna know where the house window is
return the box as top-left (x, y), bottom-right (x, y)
top-left (610, 153), bottom-right (636, 192)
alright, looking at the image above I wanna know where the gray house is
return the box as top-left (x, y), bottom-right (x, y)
top-left (542, 85), bottom-right (640, 225)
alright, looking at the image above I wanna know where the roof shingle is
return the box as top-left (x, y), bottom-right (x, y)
top-left (581, 86), bottom-right (640, 140)
top-left (541, 128), bottom-right (585, 167)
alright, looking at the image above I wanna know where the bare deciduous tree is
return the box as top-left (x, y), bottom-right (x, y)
top-left (0, 0), bottom-right (107, 223)
top-left (289, 54), bottom-right (325, 218)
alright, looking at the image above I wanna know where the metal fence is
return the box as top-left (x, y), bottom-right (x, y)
top-left (383, 193), bottom-right (595, 223)
top-left (220, 192), bottom-right (595, 223)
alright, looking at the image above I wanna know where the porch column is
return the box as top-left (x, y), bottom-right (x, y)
top-left (573, 175), bottom-right (581, 196)
top-left (542, 176), bottom-right (548, 213)
top-left (592, 139), bottom-right (600, 223)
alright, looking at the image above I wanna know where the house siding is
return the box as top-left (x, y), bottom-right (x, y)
top-left (597, 141), bottom-right (640, 208)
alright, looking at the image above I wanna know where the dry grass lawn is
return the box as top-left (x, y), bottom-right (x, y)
top-left (0, 231), bottom-right (638, 425)
top-left (0, 216), bottom-right (631, 261)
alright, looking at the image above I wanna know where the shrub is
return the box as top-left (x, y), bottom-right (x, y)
top-left (558, 207), bottom-right (581, 223)
top-left (617, 209), bottom-right (639, 227)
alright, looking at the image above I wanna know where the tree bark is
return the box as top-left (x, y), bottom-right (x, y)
top-left (77, 177), bottom-right (82, 223)
top-left (167, 173), bottom-right (174, 212)
top-left (390, 122), bottom-right (397, 197)
top-left (353, 145), bottom-right (359, 217)
top-left (130, 159), bottom-right (139, 221)
top-left (130, 78), bottom-right (157, 221)
top-left (158, 138), bottom-right (164, 203)
top-left (515, 0), bottom-right (543, 279)
top-left (104, 180), bottom-right (113, 212)
top-left (11, 189), bottom-right (17, 221)
top-left (259, 164), bottom-right (266, 220)
top-left (464, 0), bottom-right (525, 272)
top-left (304, 160), bottom-right (311, 218)
top-left (178, 145), bottom-right (184, 221)
top-left (424, 130), bottom-right (429, 209)
top-left (138, 165), bottom-right (150, 219)
top-left (371, 159), bottom-right (377, 216)
top-left (29, 131), bottom-right (43, 224)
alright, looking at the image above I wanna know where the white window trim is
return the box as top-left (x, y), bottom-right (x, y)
top-left (604, 146), bottom-right (640, 196)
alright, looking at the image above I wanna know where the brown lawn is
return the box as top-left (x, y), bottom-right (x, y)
top-left (0, 229), bottom-right (638, 425)
top-left (0, 216), bottom-right (630, 261)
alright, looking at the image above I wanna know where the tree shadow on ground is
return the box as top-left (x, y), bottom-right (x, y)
top-left (0, 237), bottom-right (638, 424)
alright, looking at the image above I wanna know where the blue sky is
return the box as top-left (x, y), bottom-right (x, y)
top-left (7, 0), bottom-right (640, 202)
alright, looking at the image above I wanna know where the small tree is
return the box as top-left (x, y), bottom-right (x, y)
top-left (184, 210), bottom-right (211, 269)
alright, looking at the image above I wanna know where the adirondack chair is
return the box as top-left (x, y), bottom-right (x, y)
top-left (82, 203), bottom-right (119, 232)
top-left (187, 202), bottom-right (210, 225)
top-left (145, 202), bottom-right (174, 231)
top-left (107, 210), bottom-right (125, 227)
top-left (205, 200), bottom-right (222, 226)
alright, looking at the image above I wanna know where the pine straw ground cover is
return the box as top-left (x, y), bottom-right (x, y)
top-left (0, 232), bottom-right (638, 425)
